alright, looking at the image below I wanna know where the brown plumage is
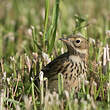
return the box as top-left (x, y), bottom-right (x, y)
top-left (41, 34), bottom-right (89, 91)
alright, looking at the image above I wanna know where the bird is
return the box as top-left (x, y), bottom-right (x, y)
top-left (38, 34), bottom-right (89, 92)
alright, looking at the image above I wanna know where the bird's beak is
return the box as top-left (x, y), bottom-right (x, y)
top-left (59, 38), bottom-right (70, 45)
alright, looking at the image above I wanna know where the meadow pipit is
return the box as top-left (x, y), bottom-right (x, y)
top-left (39, 34), bottom-right (89, 91)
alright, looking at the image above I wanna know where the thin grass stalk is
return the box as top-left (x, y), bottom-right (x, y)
top-left (32, 78), bottom-right (37, 110)
top-left (31, 26), bottom-right (37, 52)
top-left (11, 57), bottom-right (17, 78)
top-left (107, 62), bottom-right (110, 103)
top-left (39, 71), bottom-right (44, 107)
top-left (107, 88), bottom-right (110, 103)
top-left (43, 0), bottom-right (50, 49)
top-left (93, 83), bottom-right (97, 100)
top-left (48, 0), bottom-right (60, 54)
top-left (19, 56), bottom-right (23, 70)
top-left (58, 73), bottom-right (63, 95)
top-left (106, 43), bottom-right (110, 103)
top-left (65, 91), bottom-right (72, 110)
top-left (82, 78), bottom-right (85, 94)
top-left (13, 63), bottom-right (17, 78)
top-left (0, 33), bottom-right (3, 57)
top-left (0, 58), bottom-right (4, 73)
top-left (0, 91), bottom-right (4, 110)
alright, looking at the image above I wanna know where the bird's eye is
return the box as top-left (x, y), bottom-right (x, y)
top-left (76, 39), bottom-right (80, 43)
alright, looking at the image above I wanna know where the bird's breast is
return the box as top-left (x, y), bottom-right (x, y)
top-left (45, 54), bottom-right (88, 91)
top-left (69, 55), bottom-right (82, 63)
top-left (62, 57), bottom-right (88, 91)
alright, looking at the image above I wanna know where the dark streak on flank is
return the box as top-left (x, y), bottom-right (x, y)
top-left (62, 69), bottom-right (67, 74)
top-left (64, 63), bottom-right (70, 70)
top-left (75, 63), bottom-right (78, 67)
top-left (74, 63), bottom-right (77, 69)
top-left (70, 59), bottom-right (74, 68)
top-left (83, 61), bottom-right (87, 69)
top-left (65, 73), bottom-right (68, 79)
top-left (83, 69), bottom-right (85, 74)
top-left (69, 74), bottom-right (73, 80)
top-left (57, 68), bottom-right (62, 73)
top-left (71, 69), bottom-right (73, 72)
top-left (77, 69), bottom-right (79, 73)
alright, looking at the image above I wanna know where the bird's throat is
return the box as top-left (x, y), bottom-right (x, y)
top-left (69, 55), bottom-right (82, 63)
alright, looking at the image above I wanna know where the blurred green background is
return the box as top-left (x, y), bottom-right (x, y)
top-left (0, 0), bottom-right (110, 58)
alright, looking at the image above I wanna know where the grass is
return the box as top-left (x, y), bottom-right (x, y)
top-left (0, 0), bottom-right (110, 109)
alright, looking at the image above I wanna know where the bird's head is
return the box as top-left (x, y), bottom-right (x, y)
top-left (60, 34), bottom-right (89, 60)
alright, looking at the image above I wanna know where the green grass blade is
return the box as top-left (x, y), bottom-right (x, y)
top-left (48, 0), bottom-right (60, 54)
top-left (43, 0), bottom-right (50, 48)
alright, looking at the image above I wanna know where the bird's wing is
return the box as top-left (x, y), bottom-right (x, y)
top-left (41, 52), bottom-right (69, 79)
